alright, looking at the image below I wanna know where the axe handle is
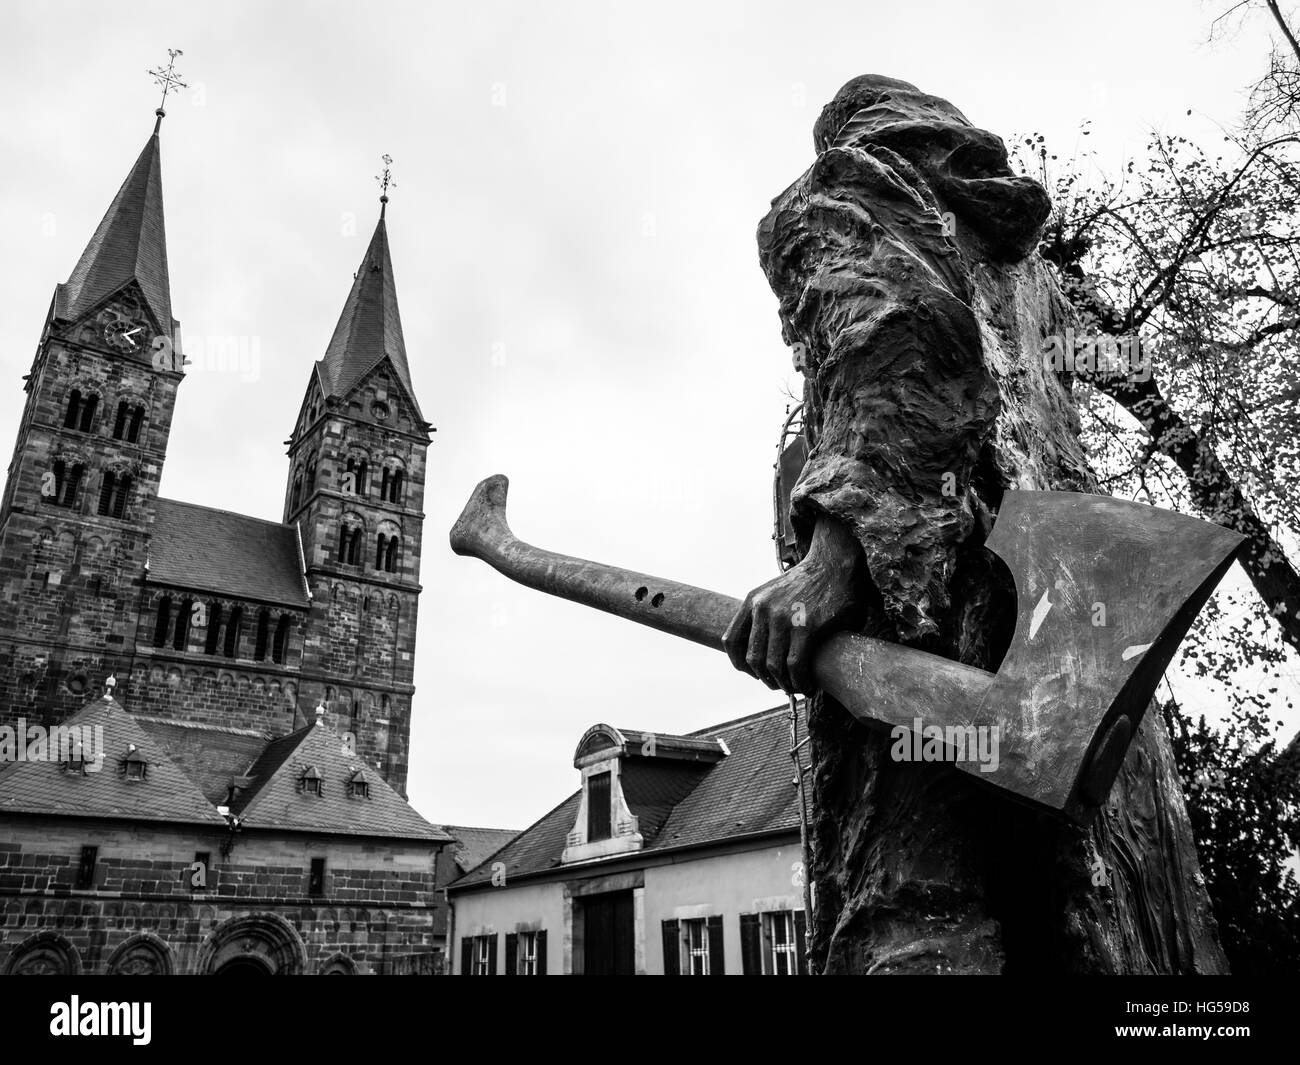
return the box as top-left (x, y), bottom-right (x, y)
top-left (450, 475), bottom-right (992, 724)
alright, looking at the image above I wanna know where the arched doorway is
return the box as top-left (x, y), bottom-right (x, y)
top-left (197, 914), bottom-right (307, 976)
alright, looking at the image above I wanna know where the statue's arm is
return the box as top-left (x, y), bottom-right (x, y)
top-left (723, 511), bottom-right (868, 693)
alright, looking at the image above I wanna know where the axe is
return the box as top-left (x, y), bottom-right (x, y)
top-left (450, 474), bottom-right (1242, 824)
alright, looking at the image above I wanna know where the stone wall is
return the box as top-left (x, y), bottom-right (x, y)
top-left (0, 816), bottom-right (444, 974)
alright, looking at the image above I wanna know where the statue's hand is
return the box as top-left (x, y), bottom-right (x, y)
top-left (723, 516), bottom-right (864, 693)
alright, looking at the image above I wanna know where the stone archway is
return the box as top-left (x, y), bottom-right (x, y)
top-left (196, 913), bottom-right (306, 976)
top-left (3, 931), bottom-right (82, 975)
top-left (106, 933), bottom-right (174, 975)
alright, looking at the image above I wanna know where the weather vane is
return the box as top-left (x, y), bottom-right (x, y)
top-left (376, 153), bottom-right (396, 216)
top-left (147, 48), bottom-right (188, 127)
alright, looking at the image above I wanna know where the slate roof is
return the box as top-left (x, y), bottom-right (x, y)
top-left (54, 130), bottom-right (172, 333)
top-left (445, 825), bottom-right (522, 875)
top-left (317, 215), bottom-right (423, 420)
top-left (133, 716), bottom-right (272, 805)
top-left (0, 696), bottom-right (227, 826)
top-left (148, 497), bottom-right (310, 608)
top-left (450, 703), bottom-right (804, 890)
top-left (230, 720), bottom-right (452, 843)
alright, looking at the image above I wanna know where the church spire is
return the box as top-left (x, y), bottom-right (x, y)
top-left (54, 49), bottom-right (184, 335)
top-left (317, 158), bottom-right (422, 420)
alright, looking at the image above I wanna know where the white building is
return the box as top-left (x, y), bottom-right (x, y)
top-left (447, 703), bottom-right (811, 975)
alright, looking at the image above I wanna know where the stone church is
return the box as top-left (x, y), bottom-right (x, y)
top-left (0, 100), bottom-right (454, 974)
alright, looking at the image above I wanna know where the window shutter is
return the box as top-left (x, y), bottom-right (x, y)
top-left (707, 915), bottom-right (725, 975)
top-left (487, 933), bottom-right (498, 975)
top-left (795, 910), bottom-right (808, 975)
top-left (460, 938), bottom-right (472, 976)
top-left (536, 930), bottom-right (547, 976)
top-left (740, 913), bottom-right (762, 975)
top-left (504, 933), bottom-right (518, 976)
top-left (661, 919), bottom-right (679, 976)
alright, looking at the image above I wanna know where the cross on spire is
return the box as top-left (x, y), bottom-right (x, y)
top-left (376, 153), bottom-right (395, 218)
top-left (147, 48), bottom-right (188, 131)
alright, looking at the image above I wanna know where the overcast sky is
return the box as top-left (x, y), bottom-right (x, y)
top-left (1, 0), bottom-right (1295, 830)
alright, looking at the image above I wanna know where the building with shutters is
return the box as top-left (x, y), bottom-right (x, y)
top-left (447, 702), bottom-right (811, 975)
top-left (0, 84), bottom-right (462, 973)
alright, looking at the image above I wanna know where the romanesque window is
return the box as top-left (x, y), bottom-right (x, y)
top-left (174, 598), bottom-right (194, 651)
top-left (345, 456), bottom-right (369, 497)
top-left (306, 458), bottom-right (317, 489)
top-left (253, 608), bottom-right (270, 661)
top-left (154, 596), bottom-right (172, 648)
top-left (380, 466), bottom-right (405, 504)
top-left (223, 606), bottom-right (243, 658)
top-left (63, 389), bottom-right (84, 430)
top-left (48, 460), bottom-right (84, 507)
top-left (338, 524), bottom-right (362, 565)
top-left (112, 400), bottom-right (146, 443)
top-left (290, 470), bottom-right (303, 511)
top-left (272, 614), bottom-right (291, 664)
top-left (205, 603), bottom-right (224, 655)
top-left (97, 471), bottom-right (132, 518)
top-left (385, 536), bottom-right (398, 573)
top-left (375, 533), bottom-right (387, 570)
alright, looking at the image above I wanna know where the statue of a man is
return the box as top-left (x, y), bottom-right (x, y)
top-left (724, 76), bottom-right (1223, 973)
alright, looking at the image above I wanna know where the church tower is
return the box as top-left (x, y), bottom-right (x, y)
top-left (0, 98), bottom-right (184, 727)
top-left (285, 175), bottom-right (432, 795)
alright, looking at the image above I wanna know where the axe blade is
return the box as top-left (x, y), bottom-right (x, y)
top-left (971, 491), bottom-right (1244, 822)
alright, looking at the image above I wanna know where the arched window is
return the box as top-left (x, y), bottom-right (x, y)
top-left (272, 614), bottom-right (291, 664)
top-left (205, 603), bottom-right (223, 655)
top-left (48, 461), bottom-right (83, 508)
top-left (375, 534), bottom-right (387, 570)
top-left (348, 529), bottom-right (361, 565)
top-left (392, 469), bottom-right (404, 503)
top-left (337, 526), bottom-right (353, 565)
top-left (344, 457), bottom-right (368, 498)
top-left (127, 405), bottom-right (144, 443)
top-left (97, 472), bottom-right (115, 515)
top-left (113, 401), bottom-right (129, 439)
top-left (153, 596), bottom-right (172, 648)
top-left (63, 389), bottom-right (82, 429)
top-left (253, 608), bottom-right (270, 661)
top-left (78, 394), bottom-right (98, 433)
top-left (384, 537), bottom-right (398, 573)
top-left (98, 472), bottom-right (132, 518)
top-left (306, 459), bottom-right (317, 489)
top-left (380, 467), bottom-right (389, 501)
top-left (290, 472), bottom-right (303, 512)
top-left (223, 606), bottom-right (243, 658)
top-left (174, 599), bottom-right (193, 651)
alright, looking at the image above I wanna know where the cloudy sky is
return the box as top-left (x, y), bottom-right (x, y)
top-left (0, 0), bottom-right (1294, 830)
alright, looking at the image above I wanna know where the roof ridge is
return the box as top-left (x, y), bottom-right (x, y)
top-left (687, 702), bottom-right (800, 737)
top-left (154, 496), bottom-right (291, 529)
top-left (129, 714), bottom-right (273, 739)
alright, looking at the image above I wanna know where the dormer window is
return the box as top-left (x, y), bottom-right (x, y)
top-left (347, 768), bottom-right (371, 799)
top-left (298, 766), bottom-right (323, 796)
top-left (586, 771), bottom-right (612, 841)
top-left (121, 744), bottom-right (147, 781)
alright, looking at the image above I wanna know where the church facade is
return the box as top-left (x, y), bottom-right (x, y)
top-left (0, 102), bottom-right (452, 974)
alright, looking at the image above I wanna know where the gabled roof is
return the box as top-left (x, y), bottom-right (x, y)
top-left (0, 696), bottom-right (227, 826)
top-left (54, 130), bottom-right (172, 333)
top-left (445, 825), bottom-right (522, 874)
top-left (148, 497), bottom-right (310, 608)
top-left (230, 719), bottom-right (452, 843)
top-left (318, 215), bottom-right (423, 420)
top-left (450, 703), bottom-right (804, 890)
